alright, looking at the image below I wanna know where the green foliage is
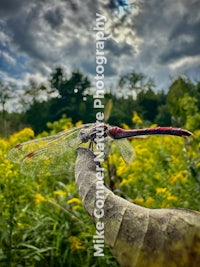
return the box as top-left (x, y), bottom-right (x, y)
top-left (178, 94), bottom-right (200, 132)
top-left (1, 114), bottom-right (200, 266)
top-left (137, 88), bottom-right (166, 123)
top-left (0, 119), bottom-right (119, 267)
top-left (49, 68), bottom-right (93, 124)
top-left (22, 101), bottom-right (51, 135)
top-left (155, 104), bottom-right (172, 126)
top-left (167, 77), bottom-right (196, 125)
top-left (118, 71), bottom-right (154, 95)
top-left (2, 68), bottom-right (200, 137)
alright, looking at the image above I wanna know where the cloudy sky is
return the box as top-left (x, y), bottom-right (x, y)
top-left (0, 0), bottom-right (200, 91)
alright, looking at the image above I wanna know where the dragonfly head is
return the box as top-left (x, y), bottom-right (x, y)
top-left (79, 129), bottom-right (90, 143)
top-left (79, 123), bottom-right (109, 144)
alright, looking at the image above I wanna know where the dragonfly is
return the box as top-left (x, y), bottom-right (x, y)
top-left (8, 123), bottom-right (192, 177)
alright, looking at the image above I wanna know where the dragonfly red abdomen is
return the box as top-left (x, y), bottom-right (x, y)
top-left (108, 126), bottom-right (192, 139)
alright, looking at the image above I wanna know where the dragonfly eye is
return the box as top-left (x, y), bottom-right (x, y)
top-left (79, 129), bottom-right (89, 143)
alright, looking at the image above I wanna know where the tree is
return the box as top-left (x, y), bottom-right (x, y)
top-left (50, 68), bottom-right (90, 99)
top-left (167, 77), bottom-right (195, 125)
top-left (179, 94), bottom-right (200, 131)
top-left (49, 68), bottom-right (92, 122)
top-left (118, 71), bottom-right (154, 98)
top-left (19, 79), bottom-right (57, 112)
top-left (0, 81), bottom-right (16, 136)
top-left (155, 105), bottom-right (172, 126)
top-left (137, 88), bottom-right (166, 123)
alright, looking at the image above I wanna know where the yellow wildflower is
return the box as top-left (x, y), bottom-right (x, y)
top-left (119, 179), bottom-right (131, 187)
top-left (68, 236), bottom-right (84, 252)
top-left (135, 146), bottom-right (149, 157)
top-left (168, 170), bottom-right (188, 184)
top-left (145, 197), bottom-right (154, 207)
top-left (170, 155), bottom-right (180, 165)
top-left (116, 163), bottom-right (126, 177)
top-left (132, 112), bottom-right (143, 125)
top-left (193, 129), bottom-right (200, 137)
top-left (67, 198), bottom-right (82, 205)
top-left (75, 120), bottom-right (83, 127)
top-left (156, 187), bottom-right (167, 194)
top-left (149, 123), bottom-right (157, 128)
top-left (167, 195), bottom-right (178, 202)
top-left (121, 123), bottom-right (130, 130)
top-left (53, 190), bottom-right (67, 196)
top-left (17, 222), bottom-right (24, 228)
top-left (132, 198), bottom-right (144, 205)
top-left (34, 193), bottom-right (46, 204)
top-left (9, 128), bottom-right (34, 145)
top-left (163, 204), bottom-right (171, 208)
top-left (0, 138), bottom-right (8, 151)
top-left (72, 205), bottom-right (82, 211)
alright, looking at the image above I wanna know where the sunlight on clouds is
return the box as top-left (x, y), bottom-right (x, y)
top-left (0, 31), bottom-right (10, 46)
top-left (0, 70), bottom-right (47, 89)
top-left (0, 51), bottom-right (16, 65)
top-left (0, 0), bottom-right (199, 89)
top-left (169, 55), bottom-right (200, 70)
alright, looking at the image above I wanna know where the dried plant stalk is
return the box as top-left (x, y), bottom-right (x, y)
top-left (75, 148), bottom-right (200, 267)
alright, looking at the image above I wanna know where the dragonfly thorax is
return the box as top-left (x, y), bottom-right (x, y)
top-left (79, 124), bottom-right (108, 144)
top-left (79, 129), bottom-right (91, 143)
top-left (79, 128), bottom-right (98, 144)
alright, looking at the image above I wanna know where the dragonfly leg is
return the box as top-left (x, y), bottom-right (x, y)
top-left (88, 141), bottom-right (94, 151)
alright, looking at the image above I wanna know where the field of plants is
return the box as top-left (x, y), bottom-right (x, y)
top-left (0, 114), bottom-right (200, 267)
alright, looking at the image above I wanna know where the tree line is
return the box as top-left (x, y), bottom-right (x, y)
top-left (1, 67), bottom-right (200, 137)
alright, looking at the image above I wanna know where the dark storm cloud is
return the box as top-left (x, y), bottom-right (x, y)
top-left (106, 39), bottom-right (133, 56)
top-left (0, 0), bottom-right (199, 89)
top-left (44, 7), bottom-right (64, 29)
top-left (160, 5), bottom-right (200, 63)
top-left (0, 0), bottom-right (26, 16)
top-left (135, 0), bottom-right (200, 64)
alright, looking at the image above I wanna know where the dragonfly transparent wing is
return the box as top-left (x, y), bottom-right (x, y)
top-left (8, 123), bottom-right (93, 176)
top-left (21, 134), bottom-right (80, 176)
top-left (114, 138), bottom-right (136, 164)
top-left (8, 124), bottom-right (92, 164)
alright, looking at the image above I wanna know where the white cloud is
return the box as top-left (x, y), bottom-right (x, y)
top-left (169, 55), bottom-right (200, 71)
top-left (0, 50), bottom-right (16, 65)
top-left (0, 70), bottom-right (47, 88)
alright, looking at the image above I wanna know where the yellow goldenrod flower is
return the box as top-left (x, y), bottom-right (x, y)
top-left (9, 128), bottom-right (34, 145)
top-left (67, 198), bottom-right (82, 205)
top-left (168, 170), bottom-right (188, 184)
top-left (72, 205), bottom-right (82, 211)
top-left (117, 164), bottom-right (126, 177)
top-left (75, 120), bottom-right (83, 127)
top-left (68, 236), bottom-right (84, 252)
top-left (53, 190), bottom-right (67, 196)
top-left (193, 129), bottom-right (200, 137)
top-left (132, 112), bottom-right (143, 125)
top-left (132, 198), bottom-right (144, 205)
top-left (121, 123), bottom-right (130, 130)
top-left (149, 123), bottom-right (158, 128)
top-left (167, 195), bottom-right (178, 202)
top-left (34, 193), bottom-right (46, 204)
top-left (0, 138), bottom-right (8, 151)
top-left (156, 187), bottom-right (167, 194)
top-left (17, 222), bottom-right (24, 228)
top-left (145, 197), bottom-right (154, 207)
top-left (119, 179), bottom-right (130, 187)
